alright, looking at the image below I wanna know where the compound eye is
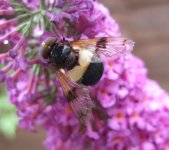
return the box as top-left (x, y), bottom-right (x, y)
top-left (39, 37), bottom-right (57, 59)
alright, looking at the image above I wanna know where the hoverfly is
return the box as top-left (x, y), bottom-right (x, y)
top-left (39, 37), bottom-right (134, 126)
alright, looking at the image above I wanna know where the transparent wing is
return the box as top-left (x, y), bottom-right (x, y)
top-left (56, 70), bottom-right (93, 126)
top-left (70, 37), bottom-right (134, 58)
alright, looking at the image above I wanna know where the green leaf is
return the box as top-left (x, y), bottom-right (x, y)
top-left (0, 113), bottom-right (18, 139)
top-left (40, 0), bottom-right (46, 9)
top-left (0, 65), bottom-right (5, 70)
top-left (0, 86), bottom-right (18, 139)
top-left (11, 2), bottom-right (29, 15)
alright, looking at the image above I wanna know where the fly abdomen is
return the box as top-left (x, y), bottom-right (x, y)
top-left (80, 56), bottom-right (104, 86)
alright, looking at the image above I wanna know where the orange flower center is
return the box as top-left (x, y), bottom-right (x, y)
top-left (66, 107), bottom-right (72, 114)
top-left (108, 61), bottom-right (113, 67)
top-left (100, 89), bottom-right (105, 95)
top-left (113, 137), bottom-right (121, 142)
top-left (116, 113), bottom-right (123, 119)
top-left (132, 113), bottom-right (138, 119)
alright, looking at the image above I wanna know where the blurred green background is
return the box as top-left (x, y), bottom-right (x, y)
top-left (0, 0), bottom-right (169, 149)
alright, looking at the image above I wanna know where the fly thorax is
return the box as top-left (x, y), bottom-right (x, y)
top-left (64, 51), bottom-right (78, 70)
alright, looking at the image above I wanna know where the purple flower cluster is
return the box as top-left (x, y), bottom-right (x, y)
top-left (1, 0), bottom-right (169, 150)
